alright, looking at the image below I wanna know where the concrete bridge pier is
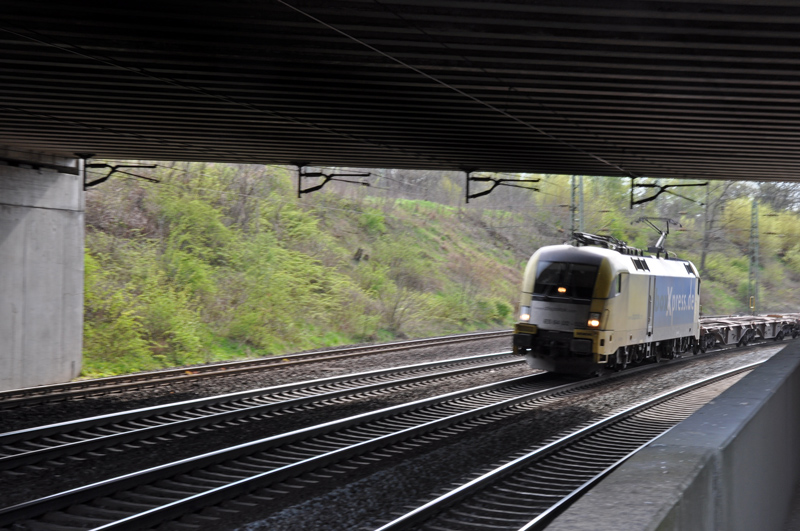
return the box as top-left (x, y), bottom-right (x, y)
top-left (0, 147), bottom-right (83, 391)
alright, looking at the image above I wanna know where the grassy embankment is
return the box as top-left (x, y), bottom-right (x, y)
top-left (83, 164), bottom-right (800, 376)
top-left (83, 164), bottom-right (520, 376)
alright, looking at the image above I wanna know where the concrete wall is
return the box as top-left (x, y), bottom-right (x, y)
top-left (0, 149), bottom-right (84, 391)
top-left (548, 342), bottom-right (800, 531)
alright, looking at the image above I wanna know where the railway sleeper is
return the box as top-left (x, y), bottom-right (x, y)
top-left (94, 496), bottom-right (154, 511)
top-left (40, 510), bottom-right (109, 527)
top-left (65, 504), bottom-right (129, 520)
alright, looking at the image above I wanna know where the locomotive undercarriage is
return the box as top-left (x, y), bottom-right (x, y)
top-left (515, 315), bottom-right (800, 376)
top-left (604, 336), bottom-right (695, 372)
top-left (515, 329), bottom-right (701, 375)
top-left (515, 330), bottom-right (597, 374)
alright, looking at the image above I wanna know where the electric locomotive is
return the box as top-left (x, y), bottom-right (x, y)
top-left (513, 228), bottom-right (700, 375)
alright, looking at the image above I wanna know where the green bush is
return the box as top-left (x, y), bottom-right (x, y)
top-left (494, 300), bottom-right (513, 322)
top-left (358, 208), bottom-right (387, 234)
top-left (83, 252), bottom-right (155, 375)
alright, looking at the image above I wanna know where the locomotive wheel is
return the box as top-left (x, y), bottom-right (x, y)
top-left (656, 343), bottom-right (665, 362)
top-left (633, 345), bottom-right (644, 364)
top-left (657, 341), bottom-right (675, 362)
top-left (616, 347), bottom-right (628, 370)
top-left (692, 338), bottom-right (700, 355)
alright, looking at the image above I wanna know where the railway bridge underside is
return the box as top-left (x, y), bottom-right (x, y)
top-left (6, 2), bottom-right (800, 391)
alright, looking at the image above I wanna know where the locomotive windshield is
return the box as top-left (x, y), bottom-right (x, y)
top-left (532, 261), bottom-right (598, 301)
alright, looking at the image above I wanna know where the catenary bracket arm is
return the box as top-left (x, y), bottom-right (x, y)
top-left (466, 172), bottom-right (539, 203)
top-left (84, 163), bottom-right (158, 189)
top-left (296, 163), bottom-right (371, 197)
top-left (631, 179), bottom-right (708, 208)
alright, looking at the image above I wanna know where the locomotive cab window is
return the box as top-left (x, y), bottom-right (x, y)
top-left (533, 262), bottom-right (598, 301)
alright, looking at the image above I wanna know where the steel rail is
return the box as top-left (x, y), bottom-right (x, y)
top-left (0, 352), bottom-right (522, 471)
top-left (0, 330), bottom-right (511, 408)
top-left (376, 362), bottom-right (762, 531)
top-left (0, 371), bottom-right (597, 529)
top-left (0, 352), bottom-right (767, 530)
top-left (0, 340), bottom-right (780, 529)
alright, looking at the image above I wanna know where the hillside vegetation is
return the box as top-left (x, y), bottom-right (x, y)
top-left (83, 163), bottom-right (800, 376)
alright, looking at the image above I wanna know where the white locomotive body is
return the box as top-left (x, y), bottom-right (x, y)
top-left (513, 238), bottom-right (700, 375)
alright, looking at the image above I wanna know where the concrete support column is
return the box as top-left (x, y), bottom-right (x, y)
top-left (0, 148), bottom-right (84, 391)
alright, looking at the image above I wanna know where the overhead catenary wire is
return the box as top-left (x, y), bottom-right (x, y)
top-left (89, 163), bottom-right (787, 241)
top-left (85, 168), bottom-right (374, 216)
top-left (85, 163), bottom-right (559, 222)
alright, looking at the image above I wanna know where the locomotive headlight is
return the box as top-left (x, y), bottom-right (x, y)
top-left (588, 312), bottom-right (601, 328)
top-left (557, 286), bottom-right (567, 293)
top-left (520, 306), bottom-right (531, 322)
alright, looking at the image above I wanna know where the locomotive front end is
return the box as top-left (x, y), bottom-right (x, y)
top-left (513, 245), bottom-right (615, 375)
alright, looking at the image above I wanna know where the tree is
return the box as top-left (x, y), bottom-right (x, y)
top-left (700, 181), bottom-right (738, 274)
top-left (757, 182), bottom-right (800, 212)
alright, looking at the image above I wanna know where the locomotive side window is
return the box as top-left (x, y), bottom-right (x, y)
top-left (533, 262), bottom-right (598, 301)
top-left (609, 274), bottom-right (623, 297)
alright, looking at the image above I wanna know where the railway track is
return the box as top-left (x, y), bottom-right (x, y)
top-left (0, 340), bottom-right (782, 529)
top-left (1, 345), bottom-right (765, 531)
top-left (0, 352), bottom-right (523, 473)
top-left (377, 363), bottom-right (759, 531)
top-left (0, 330), bottom-right (510, 409)
top-left (3, 339), bottom-right (768, 479)
top-left (0, 371), bottom-right (607, 530)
